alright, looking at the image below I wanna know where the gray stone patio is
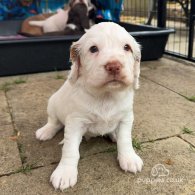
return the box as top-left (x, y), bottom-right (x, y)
top-left (0, 57), bottom-right (195, 195)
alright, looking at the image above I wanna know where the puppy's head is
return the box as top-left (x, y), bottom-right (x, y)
top-left (68, 22), bottom-right (141, 91)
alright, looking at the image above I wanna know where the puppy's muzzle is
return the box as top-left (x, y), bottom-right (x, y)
top-left (105, 61), bottom-right (122, 75)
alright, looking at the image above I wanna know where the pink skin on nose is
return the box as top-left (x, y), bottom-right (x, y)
top-left (104, 61), bottom-right (122, 75)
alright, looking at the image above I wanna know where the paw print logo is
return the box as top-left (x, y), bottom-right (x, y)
top-left (151, 164), bottom-right (169, 177)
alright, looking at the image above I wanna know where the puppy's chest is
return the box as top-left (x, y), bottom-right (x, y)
top-left (85, 98), bottom-right (127, 135)
top-left (86, 112), bottom-right (123, 135)
top-left (87, 119), bottom-right (118, 135)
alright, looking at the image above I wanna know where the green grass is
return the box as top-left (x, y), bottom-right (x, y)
top-left (54, 74), bottom-right (64, 80)
top-left (102, 146), bottom-right (117, 153)
top-left (99, 137), bottom-right (144, 153)
top-left (182, 127), bottom-right (194, 135)
top-left (13, 78), bottom-right (26, 84)
top-left (16, 163), bottom-right (37, 174)
top-left (132, 137), bottom-right (142, 151)
top-left (0, 78), bottom-right (26, 92)
top-left (18, 143), bottom-right (27, 164)
top-left (186, 96), bottom-right (195, 102)
top-left (0, 82), bottom-right (12, 92)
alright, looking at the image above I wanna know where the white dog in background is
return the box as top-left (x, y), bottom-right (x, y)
top-left (36, 22), bottom-right (143, 190)
top-left (29, 8), bottom-right (69, 33)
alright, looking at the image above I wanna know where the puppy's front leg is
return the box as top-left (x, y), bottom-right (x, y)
top-left (50, 118), bottom-right (85, 191)
top-left (117, 114), bottom-right (143, 173)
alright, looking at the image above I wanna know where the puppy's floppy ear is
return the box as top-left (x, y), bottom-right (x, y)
top-left (68, 42), bottom-right (81, 84)
top-left (133, 42), bottom-right (141, 89)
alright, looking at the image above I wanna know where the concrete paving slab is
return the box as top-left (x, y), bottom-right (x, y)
top-left (0, 71), bottom-right (68, 86)
top-left (0, 125), bottom-right (14, 137)
top-left (0, 91), bottom-right (22, 175)
top-left (134, 77), bottom-right (195, 141)
top-left (141, 58), bottom-right (195, 98)
top-left (180, 134), bottom-right (195, 147)
top-left (0, 138), bottom-right (22, 176)
top-left (0, 91), bottom-right (12, 127)
top-left (0, 95), bottom-right (14, 138)
top-left (4, 79), bottom-right (66, 166)
top-left (0, 137), bottom-right (194, 195)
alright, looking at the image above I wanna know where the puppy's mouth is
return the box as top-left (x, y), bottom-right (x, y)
top-left (107, 79), bottom-right (124, 84)
top-left (104, 79), bottom-right (125, 87)
top-left (106, 74), bottom-right (126, 84)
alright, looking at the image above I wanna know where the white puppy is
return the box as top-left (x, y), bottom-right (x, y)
top-left (36, 22), bottom-right (143, 190)
top-left (29, 8), bottom-right (69, 33)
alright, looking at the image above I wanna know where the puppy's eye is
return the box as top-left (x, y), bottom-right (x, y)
top-left (89, 46), bottom-right (98, 53)
top-left (124, 44), bottom-right (131, 52)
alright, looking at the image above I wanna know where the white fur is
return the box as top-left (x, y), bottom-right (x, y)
top-left (36, 22), bottom-right (143, 191)
top-left (29, 9), bottom-right (69, 33)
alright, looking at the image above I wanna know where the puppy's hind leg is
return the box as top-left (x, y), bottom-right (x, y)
top-left (36, 116), bottom-right (63, 141)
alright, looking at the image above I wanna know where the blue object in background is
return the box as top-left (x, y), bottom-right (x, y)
top-left (40, 0), bottom-right (69, 13)
top-left (96, 9), bottom-right (112, 20)
top-left (0, 0), bottom-right (68, 20)
top-left (96, 0), bottom-right (123, 22)
top-left (0, 0), bottom-right (41, 20)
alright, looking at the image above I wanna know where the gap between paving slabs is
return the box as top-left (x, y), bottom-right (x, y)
top-left (0, 136), bottom-right (194, 195)
top-left (2, 132), bottom-right (194, 178)
top-left (141, 75), bottom-right (195, 103)
top-left (0, 91), bottom-right (22, 177)
top-left (141, 58), bottom-right (195, 102)
top-left (1, 76), bottom-right (66, 173)
top-left (4, 91), bottom-right (23, 171)
top-left (0, 77), bottom-right (55, 176)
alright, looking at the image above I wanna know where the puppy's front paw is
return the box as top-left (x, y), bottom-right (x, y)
top-left (50, 165), bottom-right (78, 191)
top-left (118, 152), bottom-right (143, 173)
top-left (36, 125), bottom-right (56, 141)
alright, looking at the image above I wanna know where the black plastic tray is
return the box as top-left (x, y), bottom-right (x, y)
top-left (0, 20), bottom-right (174, 76)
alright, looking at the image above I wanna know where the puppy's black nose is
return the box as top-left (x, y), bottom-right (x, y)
top-left (105, 61), bottom-right (122, 75)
